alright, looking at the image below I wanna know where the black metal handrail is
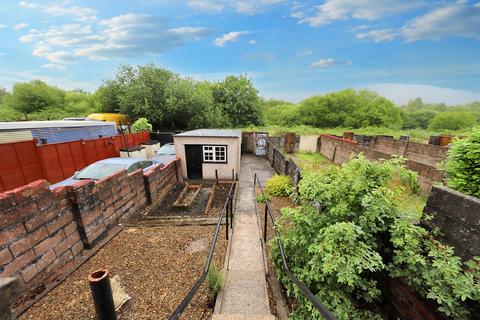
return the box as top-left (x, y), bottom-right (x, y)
top-left (168, 181), bottom-right (235, 320)
top-left (254, 173), bottom-right (337, 320)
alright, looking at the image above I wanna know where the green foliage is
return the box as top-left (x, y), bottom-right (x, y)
top-left (429, 112), bottom-right (477, 131)
top-left (206, 264), bottom-right (224, 299)
top-left (212, 75), bottom-right (262, 127)
top-left (132, 117), bottom-right (152, 132)
top-left (10, 80), bottom-right (65, 120)
top-left (265, 175), bottom-right (293, 197)
top-left (271, 156), bottom-right (479, 319)
top-left (255, 193), bottom-right (271, 203)
top-left (297, 89), bottom-right (402, 129)
top-left (445, 128), bottom-right (480, 197)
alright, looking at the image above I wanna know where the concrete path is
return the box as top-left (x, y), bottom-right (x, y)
top-left (215, 155), bottom-right (275, 319)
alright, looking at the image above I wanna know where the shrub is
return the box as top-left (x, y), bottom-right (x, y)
top-left (265, 175), bottom-right (293, 196)
top-left (271, 155), bottom-right (480, 319)
top-left (132, 117), bottom-right (152, 132)
top-left (206, 264), bottom-right (224, 300)
top-left (428, 111), bottom-right (476, 131)
top-left (445, 127), bottom-right (480, 197)
top-left (255, 193), bottom-right (271, 203)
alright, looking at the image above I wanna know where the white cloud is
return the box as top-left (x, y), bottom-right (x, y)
top-left (187, 0), bottom-right (226, 13)
top-left (44, 3), bottom-right (97, 22)
top-left (402, 2), bottom-right (480, 41)
top-left (77, 14), bottom-right (212, 60)
top-left (19, 13), bottom-right (212, 63)
top-left (14, 23), bottom-right (29, 30)
top-left (356, 28), bottom-right (397, 43)
top-left (248, 39), bottom-right (257, 45)
top-left (0, 24), bottom-right (7, 29)
top-left (18, 1), bottom-right (38, 8)
top-left (214, 31), bottom-right (249, 47)
top-left (0, 52), bottom-right (5, 56)
top-left (42, 63), bottom-right (66, 71)
top-left (311, 58), bottom-right (352, 68)
top-left (297, 49), bottom-right (313, 57)
top-left (187, 0), bottom-right (286, 14)
top-left (366, 83), bottom-right (480, 105)
top-left (298, 0), bottom-right (423, 26)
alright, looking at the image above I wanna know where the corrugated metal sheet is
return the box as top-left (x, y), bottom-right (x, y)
top-left (0, 130), bottom-right (33, 144)
top-left (31, 125), bottom-right (118, 144)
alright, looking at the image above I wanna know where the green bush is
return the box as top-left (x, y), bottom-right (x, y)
top-left (271, 156), bottom-right (480, 319)
top-left (428, 111), bottom-right (476, 131)
top-left (445, 127), bottom-right (480, 197)
top-left (132, 117), bottom-right (152, 132)
top-left (265, 175), bottom-right (293, 197)
top-left (206, 264), bottom-right (224, 300)
top-left (255, 193), bottom-right (271, 203)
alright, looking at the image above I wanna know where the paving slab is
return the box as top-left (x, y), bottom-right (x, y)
top-left (218, 155), bottom-right (275, 317)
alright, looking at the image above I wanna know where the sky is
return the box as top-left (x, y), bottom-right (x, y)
top-left (0, 0), bottom-right (479, 105)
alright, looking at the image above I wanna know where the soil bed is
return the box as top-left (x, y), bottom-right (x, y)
top-left (150, 182), bottom-right (232, 217)
top-left (20, 225), bottom-right (227, 320)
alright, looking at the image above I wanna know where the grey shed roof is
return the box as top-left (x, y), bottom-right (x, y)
top-left (175, 129), bottom-right (241, 138)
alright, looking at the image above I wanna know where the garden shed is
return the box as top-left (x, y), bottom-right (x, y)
top-left (174, 129), bottom-right (241, 180)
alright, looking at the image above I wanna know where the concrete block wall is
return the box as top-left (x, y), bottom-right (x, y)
top-left (241, 132), bottom-right (255, 154)
top-left (423, 185), bottom-right (480, 260)
top-left (0, 159), bottom-right (181, 290)
top-left (319, 134), bottom-right (360, 164)
top-left (0, 180), bottom-right (83, 286)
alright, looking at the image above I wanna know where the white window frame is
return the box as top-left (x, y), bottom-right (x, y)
top-left (203, 145), bottom-right (227, 163)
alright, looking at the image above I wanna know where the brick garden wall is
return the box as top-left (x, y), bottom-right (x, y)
top-left (423, 185), bottom-right (480, 260)
top-left (0, 181), bottom-right (83, 286)
top-left (0, 159), bottom-right (181, 288)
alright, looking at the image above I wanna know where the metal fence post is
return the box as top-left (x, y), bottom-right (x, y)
top-left (226, 200), bottom-right (229, 240)
top-left (264, 204), bottom-right (268, 243)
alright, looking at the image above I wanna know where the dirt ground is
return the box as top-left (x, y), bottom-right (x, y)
top-left (20, 225), bottom-right (227, 320)
top-left (150, 183), bottom-right (232, 217)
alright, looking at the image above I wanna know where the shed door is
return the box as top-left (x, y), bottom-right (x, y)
top-left (185, 145), bottom-right (203, 179)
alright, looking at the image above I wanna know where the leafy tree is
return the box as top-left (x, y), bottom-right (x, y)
top-left (402, 109), bottom-right (438, 129)
top-left (262, 100), bottom-right (301, 126)
top-left (445, 128), bottom-right (480, 197)
top-left (428, 111), bottom-right (476, 131)
top-left (64, 90), bottom-right (97, 117)
top-left (298, 89), bottom-right (401, 129)
top-left (212, 75), bottom-right (262, 127)
top-left (132, 117), bottom-right (152, 132)
top-left (10, 80), bottom-right (65, 120)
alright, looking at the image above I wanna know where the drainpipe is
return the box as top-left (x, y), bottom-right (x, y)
top-left (88, 269), bottom-right (117, 320)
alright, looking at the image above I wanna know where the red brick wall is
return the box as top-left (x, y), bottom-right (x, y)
top-left (0, 180), bottom-right (83, 285)
top-left (144, 160), bottom-right (181, 205)
top-left (0, 159), bottom-right (181, 288)
top-left (66, 168), bottom-right (148, 247)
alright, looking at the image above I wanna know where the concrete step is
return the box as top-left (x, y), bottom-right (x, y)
top-left (212, 315), bottom-right (276, 320)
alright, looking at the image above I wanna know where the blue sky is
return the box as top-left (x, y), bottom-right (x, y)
top-left (0, 0), bottom-right (479, 105)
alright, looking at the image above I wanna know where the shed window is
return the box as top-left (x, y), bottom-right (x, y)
top-left (203, 145), bottom-right (227, 162)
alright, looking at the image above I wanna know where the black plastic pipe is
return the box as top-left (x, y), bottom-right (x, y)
top-left (88, 269), bottom-right (117, 320)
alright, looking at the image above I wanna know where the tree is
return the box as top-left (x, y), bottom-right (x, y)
top-left (298, 89), bottom-right (401, 128)
top-left (212, 75), bottom-right (262, 127)
top-left (10, 80), bottom-right (65, 120)
top-left (428, 111), bottom-right (476, 131)
top-left (262, 101), bottom-right (301, 126)
top-left (402, 109), bottom-right (438, 129)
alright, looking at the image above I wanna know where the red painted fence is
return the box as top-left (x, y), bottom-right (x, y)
top-left (0, 131), bottom-right (150, 192)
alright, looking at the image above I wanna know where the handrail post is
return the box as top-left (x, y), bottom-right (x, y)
top-left (226, 200), bottom-right (229, 240)
top-left (229, 195), bottom-right (233, 229)
top-left (264, 203), bottom-right (268, 243)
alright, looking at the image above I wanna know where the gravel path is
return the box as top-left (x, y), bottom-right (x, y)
top-left (20, 225), bottom-right (227, 320)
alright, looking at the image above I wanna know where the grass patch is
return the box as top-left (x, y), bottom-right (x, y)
top-left (294, 152), bottom-right (331, 171)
